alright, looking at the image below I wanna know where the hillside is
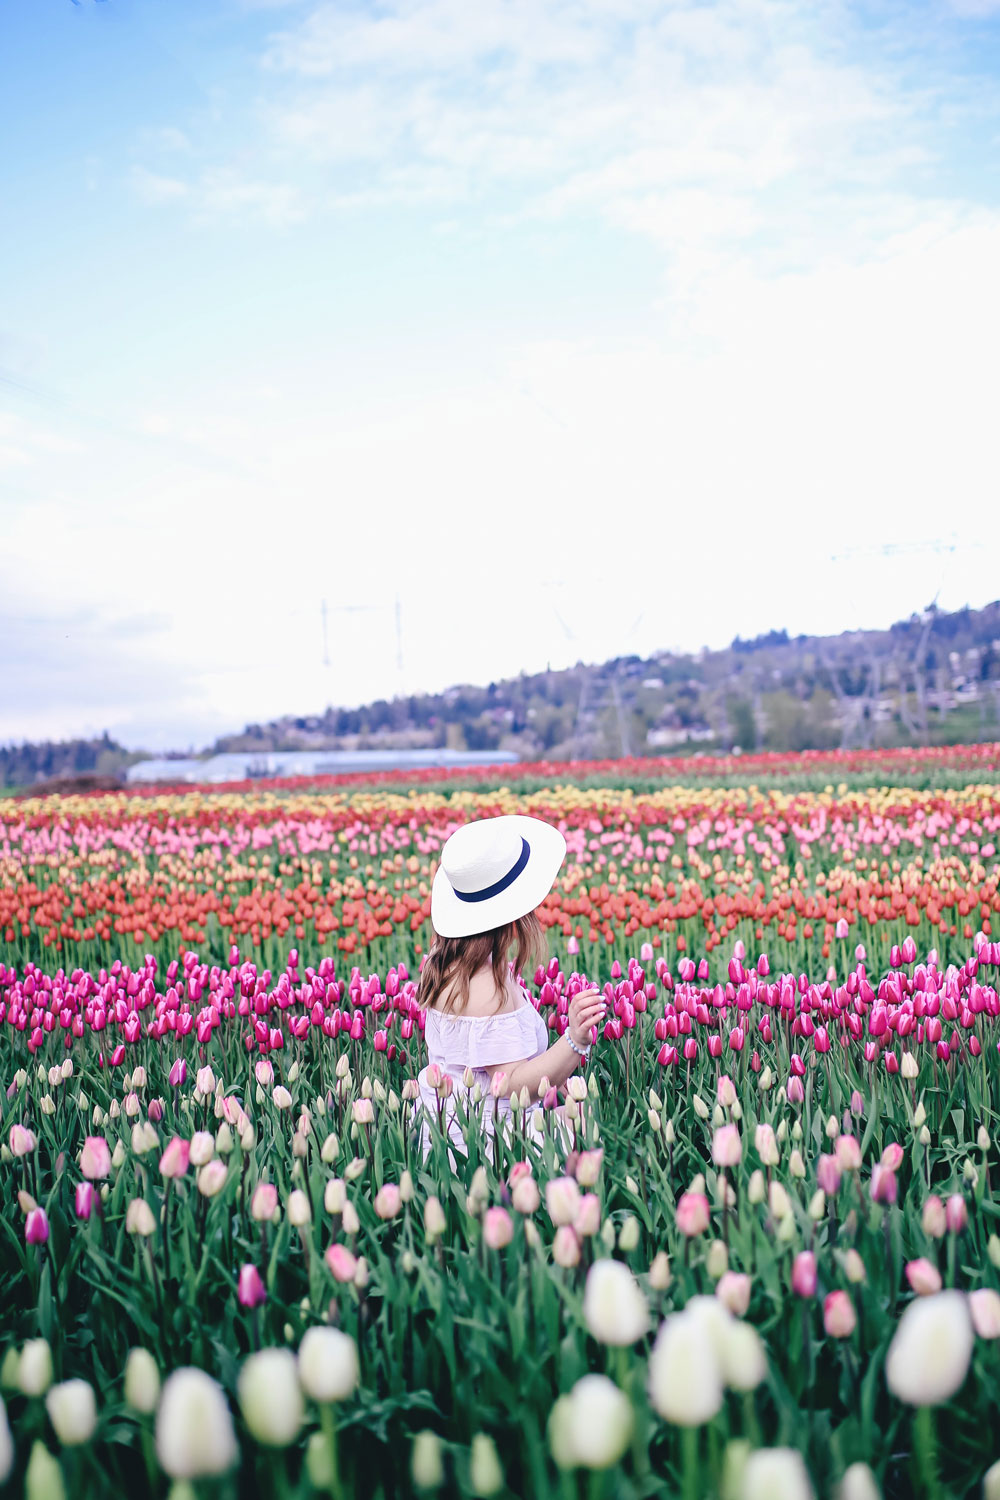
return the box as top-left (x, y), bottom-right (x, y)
top-left (212, 600), bottom-right (1000, 763)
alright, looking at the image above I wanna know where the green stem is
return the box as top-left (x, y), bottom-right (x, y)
top-left (913, 1406), bottom-right (941, 1500)
top-left (321, 1402), bottom-right (343, 1500)
top-left (682, 1425), bottom-right (699, 1500)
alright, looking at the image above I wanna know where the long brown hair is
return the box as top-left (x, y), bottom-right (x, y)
top-left (417, 912), bottom-right (545, 1015)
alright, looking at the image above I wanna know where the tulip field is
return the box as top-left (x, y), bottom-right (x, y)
top-left (3, 747), bottom-right (1000, 1499)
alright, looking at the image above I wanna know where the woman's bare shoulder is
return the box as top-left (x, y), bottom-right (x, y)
top-left (438, 968), bottom-right (521, 1019)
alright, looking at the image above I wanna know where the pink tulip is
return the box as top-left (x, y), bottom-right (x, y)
top-left (716, 1271), bottom-right (751, 1317)
top-left (250, 1182), bottom-right (279, 1222)
top-left (546, 1177), bottom-right (581, 1227)
top-left (9, 1124), bottom-right (37, 1157)
top-left (969, 1288), bottom-right (1000, 1339)
top-left (255, 1059), bottom-right (274, 1087)
top-left (905, 1258), bottom-right (942, 1296)
top-left (325, 1243), bottom-right (358, 1282)
top-left (237, 1263), bottom-right (267, 1308)
top-left (870, 1164), bottom-right (897, 1205)
top-left (712, 1124), bottom-right (742, 1168)
top-left (80, 1135), bottom-right (111, 1180)
top-left (512, 1175), bottom-right (541, 1214)
top-left (159, 1137), bottom-right (191, 1180)
top-left (552, 1225), bottom-right (581, 1268)
top-left (823, 1290), bottom-right (856, 1337)
top-left (786, 1076), bottom-right (805, 1105)
top-left (817, 1154), bottom-right (842, 1195)
top-left (946, 1194), bottom-right (968, 1234)
top-left (676, 1192), bottom-right (710, 1237)
top-left (880, 1142), bottom-right (904, 1172)
top-left (574, 1194), bottom-right (601, 1238)
top-left (717, 1075), bottom-right (737, 1108)
top-left (75, 1182), bottom-right (97, 1220)
top-left (836, 1135), bottom-right (862, 1172)
top-left (483, 1207), bottom-right (514, 1249)
top-left (640, 942), bottom-right (654, 962)
top-left (25, 1207), bottom-right (49, 1245)
top-left (168, 1058), bottom-right (187, 1088)
top-left (374, 1184), bottom-right (402, 1220)
top-left (922, 1195), bottom-right (946, 1239)
top-left (791, 1251), bottom-right (817, 1298)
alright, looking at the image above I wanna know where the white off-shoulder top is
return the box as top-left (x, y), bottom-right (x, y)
top-left (415, 985), bottom-right (551, 1156)
top-left (423, 996), bottom-right (549, 1074)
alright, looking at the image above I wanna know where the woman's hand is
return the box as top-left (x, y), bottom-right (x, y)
top-left (568, 988), bottom-right (606, 1048)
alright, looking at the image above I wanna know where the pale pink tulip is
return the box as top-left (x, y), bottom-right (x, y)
top-left (81, 1136), bottom-right (111, 1180)
top-left (374, 1184), bottom-right (402, 1220)
top-left (823, 1290), bottom-right (856, 1337)
top-left (711, 1125), bottom-right (742, 1168)
top-left (791, 1251), bottom-right (817, 1298)
top-left (906, 1258), bottom-right (943, 1296)
top-left (716, 1272), bottom-right (751, 1317)
top-left (325, 1244), bottom-right (358, 1282)
top-left (483, 1207), bottom-right (514, 1249)
top-left (922, 1195), bottom-right (947, 1238)
top-left (250, 1183), bottom-right (279, 1222)
top-left (159, 1137), bottom-right (190, 1180)
top-left (546, 1177), bottom-right (581, 1227)
top-left (676, 1192), bottom-right (710, 1237)
top-left (552, 1226), bottom-right (581, 1268)
top-left (946, 1195), bottom-right (968, 1234)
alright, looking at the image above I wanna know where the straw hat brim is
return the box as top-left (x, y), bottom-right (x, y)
top-left (430, 815), bottom-right (567, 939)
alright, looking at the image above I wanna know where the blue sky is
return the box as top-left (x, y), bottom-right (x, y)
top-left (3, 0), bottom-right (1000, 749)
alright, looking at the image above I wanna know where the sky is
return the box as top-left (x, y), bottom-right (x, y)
top-left (2, 0), bottom-right (1000, 751)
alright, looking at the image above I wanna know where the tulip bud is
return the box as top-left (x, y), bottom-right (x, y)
top-left (617, 1215), bottom-right (640, 1252)
top-left (648, 1251), bottom-right (671, 1291)
top-left (838, 1462), bottom-right (881, 1500)
top-left (706, 1239), bottom-right (728, 1280)
top-left (45, 1380), bottom-right (97, 1445)
top-left (747, 1170), bottom-right (766, 1205)
top-left (411, 1429), bottom-right (445, 1490)
top-left (298, 1327), bottom-right (359, 1402)
top-left (25, 1442), bottom-right (65, 1500)
top-left (469, 1434), bottom-right (504, 1497)
top-left (156, 1368), bottom-right (238, 1478)
top-left (18, 1339), bottom-right (53, 1396)
top-left (125, 1199), bottom-right (156, 1237)
top-left (123, 1348), bottom-right (160, 1413)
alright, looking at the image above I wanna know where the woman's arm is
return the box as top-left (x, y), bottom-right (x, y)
top-left (484, 988), bottom-right (606, 1100)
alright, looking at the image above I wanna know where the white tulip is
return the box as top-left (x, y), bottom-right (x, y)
top-left (45, 1380), bottom-right (97, 1445)
top-left (648, 1311), bottom-right (722, 1426)
top-left (885, 1291), bottom-right (973, 1406)
top-left (741, 1447), bottom-right (814, 1500)
top-left (298, 1327), bottom-right (359, 1403)
top-left (124, 1349), bottom-right (160, 1414)
top-left (983, 1458), bottom-right (1000, 1500)
top-left (583, 1261), bottom-right (649, 1347)
top-left (547, 1375), bottom-right (633, 1470)
top-left (238, 1349), bottom-right (303, 1447)
top-left (0, 1397), bottom-right (11, 1484)
top-left (411, 1429), bottom-right (445, 1490)
top-left (18, 1339), bottom-right (53, 1397)
top-left (838, 1461), bottom-right (882, 1500)
top-left (469, 1433), bottom-right (504, 1496)
top-left (721, 1320), bottom-right (767, 1391)
top-left (155, 1368), bottom-right (238, 1478)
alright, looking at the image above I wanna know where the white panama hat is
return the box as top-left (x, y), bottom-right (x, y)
top-left (431, 815), bottom-right (567, 939)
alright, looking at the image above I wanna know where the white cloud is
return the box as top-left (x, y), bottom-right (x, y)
top-left (130, 166), bottom-right (189, 202)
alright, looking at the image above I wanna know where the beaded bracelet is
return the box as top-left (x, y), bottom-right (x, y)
top-left (566, 1034), bottom-right (590, 1061)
